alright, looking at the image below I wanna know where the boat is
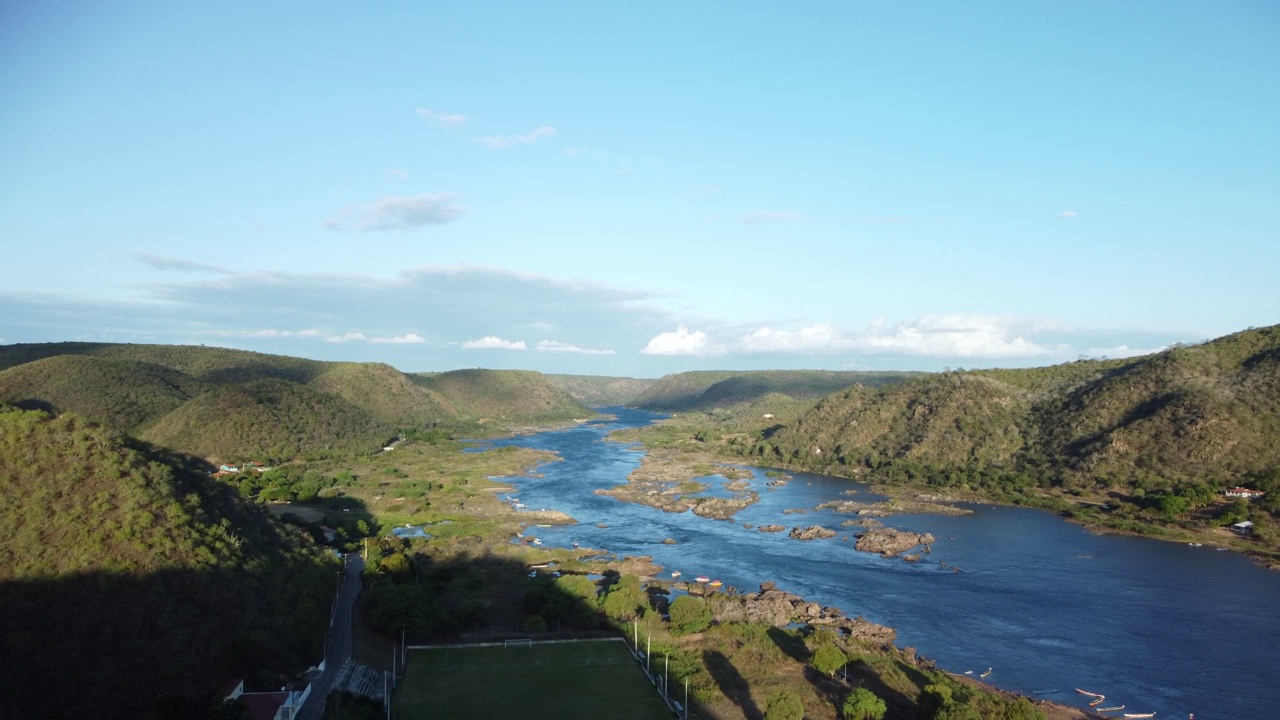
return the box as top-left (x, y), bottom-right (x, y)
top-left (1076, 689), bottom-right (1105, 698)
top-left (532, 538), bottom-right (542, 545)
top-left (1033, 690), bottom-right (1059, 695)
top-left (980, 668), bottom-right (992, 678)
top-left (1090, 696), bottom-right (1106, 706)
top-left (694, 576), bottom-right (710, 583)
top-left (963, 670), bottom-right (973, 675)
top-left (1121, 714), bottom-right (1154, 719)
top-left (709, 579), bottom-right (723, 588)
top-left (671, 571), bottom-right (681, 578)
top-left (1189, 542), bottom-right (1202, 547)
top-left (1097, 706), bottom-right (1125, 712)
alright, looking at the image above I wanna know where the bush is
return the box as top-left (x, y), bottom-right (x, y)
top-left (843, 688), bottom-right (886, 720)
top-left (763, 690), bottom-right (804, 720)
top-left (811, 643), bottom-right (847, 677)
top-left (668, 595), bottom-right (712, 635)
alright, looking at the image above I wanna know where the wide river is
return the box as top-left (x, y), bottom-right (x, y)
top-left (478, 407), bottom-right (1280, 720)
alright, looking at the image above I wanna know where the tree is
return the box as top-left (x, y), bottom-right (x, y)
top-left (1002, 697), bottom-right (1046, 720)
top-left (811, 643), bottom-right (847, 677)
top-left (842, 688), bottom-right (886, 720)
top-left (668, 595), bottom-right (712, 635)
top-left (763, 690), bottom-right (805, 720)
top-left (918, 684), bottom-right (952, 719)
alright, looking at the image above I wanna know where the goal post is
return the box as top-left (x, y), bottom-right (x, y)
top-left (503, 638), bottom-right (533, 649)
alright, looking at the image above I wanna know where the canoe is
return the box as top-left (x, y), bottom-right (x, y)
top-left (1076, 689), bottom-right (1104, 698)
top-left (694, 576), bottom-right (710, 583)
top-left (1097, 706), bottom-right (1124, 712)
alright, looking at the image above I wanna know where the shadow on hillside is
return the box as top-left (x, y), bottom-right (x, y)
top-left (767, 626), bottom-right (810, 663)
top-left (0, 564), bottom-right (331, 720)
top-left (703, 649), bottom-right (762, 720)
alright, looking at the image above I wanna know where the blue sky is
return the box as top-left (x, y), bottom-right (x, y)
top-left (2, 2), bottom-right (1277, 377)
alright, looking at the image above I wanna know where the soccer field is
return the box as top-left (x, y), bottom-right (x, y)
top-left (394, 640), bottom-right (675, 720)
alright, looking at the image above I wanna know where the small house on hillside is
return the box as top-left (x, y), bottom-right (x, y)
top-left (1232, 520), bottom-right (1255, 535)
top-left (1224, 487), bottom-right (1266, 500)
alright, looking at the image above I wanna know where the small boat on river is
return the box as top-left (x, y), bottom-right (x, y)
top-left (1121, 714), bottom-right (1154, 719)
top-left (1076, 689), bottom-right (1105, 698)
top-left (709, 579), bottom-right (723, 588)
top-left (694, 576), bottom-right (710, 583)
top-left (1097, 706), bottom-right (1124, 712)
top-left (1033, 689), bottom-right (1059, 695)
top-left (1090, 696), bottom-right (1106, 706)
top-left (671, 570), bottom-right (681, 578)
top-left (980, 668), bottom-right (992, 678)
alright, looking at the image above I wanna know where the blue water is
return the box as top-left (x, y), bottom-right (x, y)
top-left (478, 407), bottom-right (1280, 720)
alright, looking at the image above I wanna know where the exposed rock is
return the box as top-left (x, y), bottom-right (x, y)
top-left (789, 525), bottom-right (836, 540)
top-left (663, 538), bottom-right (678, 545)
top-left (854, 527), bottom-right (935, 557)
top-left (758, 524), bottom-right (787, 533)
top-left (709, 586), bottom-right (896, 645)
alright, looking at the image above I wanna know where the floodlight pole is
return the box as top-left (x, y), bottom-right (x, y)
top-left (646, 633), bottom-right (651, 674)
top-left (664, 655), bottom-right (669, 699)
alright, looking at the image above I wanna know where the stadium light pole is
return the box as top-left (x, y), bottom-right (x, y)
top-left (646, 633), bottom-right (651, 674)
top-left (664, 655), bottom-right (669, 700)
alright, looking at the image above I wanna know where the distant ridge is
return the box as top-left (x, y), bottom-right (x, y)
top-left (0, 343), bottom-right (592, 460)
top-left (545, 374), bottom-right (656, 406)
top-left (632, 369), bottom-right (924, 412)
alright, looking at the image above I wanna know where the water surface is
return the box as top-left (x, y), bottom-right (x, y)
top-left (479, 407), bottom-right (1280, 720)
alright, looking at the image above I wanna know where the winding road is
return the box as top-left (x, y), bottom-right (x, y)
top-left (297, 553), bottom-right (363, 720)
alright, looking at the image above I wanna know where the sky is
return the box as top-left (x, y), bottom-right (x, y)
top-left (2, 2), bottom-right (1278, 378)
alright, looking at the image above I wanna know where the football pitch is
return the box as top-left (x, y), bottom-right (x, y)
top-left (394, 640), bottom-right (675, 719)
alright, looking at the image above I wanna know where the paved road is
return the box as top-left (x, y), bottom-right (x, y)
top-left (297, 554), bottom-right (363, 720)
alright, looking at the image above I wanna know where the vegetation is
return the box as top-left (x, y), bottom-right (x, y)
top-left (636, 326), bottom-right (1280, 553)
top-left (0, 342), bottom-right (594, 462)
top-left (0, 404), bottom-right (335, 719)
top-left (631, 369), bottom-right (923, 412)
top-left (545, 373), bottom-right (657, 406)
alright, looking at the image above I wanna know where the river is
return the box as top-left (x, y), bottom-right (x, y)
top-left (477, 407), bottom-right (1280, 720)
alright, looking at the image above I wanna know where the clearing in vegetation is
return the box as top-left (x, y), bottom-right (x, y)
top-left (395, 639), bottom-right (674, 720)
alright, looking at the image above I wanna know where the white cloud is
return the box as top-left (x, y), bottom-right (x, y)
top-left (480, 126), bottom-right (556, 149)
top-left (742, 211), bottom-right (802, 224)
top-left (849, 315), bottom-right (1067, 358)
top-left (1056, 210), bottom-right (1079, 220)
top-left (416, 108), bottom-right (467, 127)
top-left (326, 193), bottom-right (466, 231)
top-left (324, 332), bottom-right (367, 343)
top-left (737, 324), bottom-right (849, 353)
top-left (133, 253), bottom-right (231, 274)
top-left (370, 333), bottom-right (426, 345)
top-left (641, 326), bottom-right (725, 356)
top-left (535, 340), bottom-right (614, 355)
top-left (1082, 343), bottom-right (1168, 359)
top-left (462, 336), bottom-right (527, 350)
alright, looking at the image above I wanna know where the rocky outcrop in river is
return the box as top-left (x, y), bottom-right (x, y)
top-left (710, 584), bottom-right (896, 645)
top-left (854, 527), bottom-right (935, 557)
top-left (789, 525), bottom-right (836, 540)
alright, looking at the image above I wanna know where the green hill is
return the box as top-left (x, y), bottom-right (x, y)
top-left (311, 362), bottom-right (458, 426)
top-left (544, 374), bottom-right (656, 406)
top-left (411, 369), bottom-right (591, 424)
top-left (0, 405), bottom-right (334, 719)
top-left (0, 341), bottom-right (323, 385)
top-left (140, 378), bottom-right (393, 462)
top-left (632, 369), bottom-right (923, 411)
top-left (0, 355), bottom-right (209, 431)
top-left (752, 326), bottom-right (1280, 534)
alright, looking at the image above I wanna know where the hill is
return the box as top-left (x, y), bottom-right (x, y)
top-left (544, 374), bottom-right (656, 406)
top-left (0, 405), bottom-right (335, 719)
top-left (0, 343), bottom-right (595, 459)
top-left (0, 354), bottom-right (209, 431)
top-left (751, 326), bottom-right (1280, 540)
top-left (410, 369), bottom-right (591, 424)
top-left (632, 370), bottom-right (924, 412)
top-left (140, 378), bottom-right (394, 462)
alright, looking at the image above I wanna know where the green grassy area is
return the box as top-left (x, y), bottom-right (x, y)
top-left (395, 640), bottom-right (674, 720)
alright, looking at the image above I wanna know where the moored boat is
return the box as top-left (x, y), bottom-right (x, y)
top-left (980, 668), bottom-right (992, 678)
top-left (1090, 696), bottom-right (1106, 706)
top-left (694, 576), bottom-right (710, 583)
top-left (1121, 714), bottom-right (1154, 719)
top-left (1076, 689), bottom-right (1105, 698)
top-left (1097, 706), bottom-right (1124, 712)
top-left (671, 570), bottom-right (681, 578)
top-left (709, 579), bottom-right (723, 588)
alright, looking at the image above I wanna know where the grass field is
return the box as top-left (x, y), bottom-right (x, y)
top-left (394, 640), bottom-right (675, 720)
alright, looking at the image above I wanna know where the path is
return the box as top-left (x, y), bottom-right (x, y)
top-left (296, 553), bottom-right (363, 720)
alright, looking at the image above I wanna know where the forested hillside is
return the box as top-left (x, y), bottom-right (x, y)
top-left (747, 326), bottom-right (1280, 541)
top-left (545, 373), bottom-right (656, 406)
top-left (0, 405), bottom-right (335, 719)
top-left (632, 369), bottom-right (924, 411)
top-left (0, 343), bottom-right (592, 461)
top-left (410, 368), bottom-right (590, 424)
